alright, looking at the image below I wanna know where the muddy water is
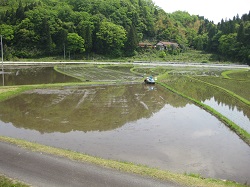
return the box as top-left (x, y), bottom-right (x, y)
top-left (0, 66), bottom-right (79, 86)
top-left (0, 84), bottom-right (249, 184)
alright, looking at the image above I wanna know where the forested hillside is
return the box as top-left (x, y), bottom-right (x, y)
top-left (194, 13), bottom-right (250, 64)
top-left (0, 0), bottom-right (249, 64)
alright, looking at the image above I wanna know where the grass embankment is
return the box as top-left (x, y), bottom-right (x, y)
top-left (131, 50), bottom-right (220, 63)
top-left (157, 76), bottom-right (250, 146)
top-left (15, 50), bottom-right (223, 63)
top-left (221, 69), bottom-right (249, 80)
top-left (54, 65), bottom-right (85, 81)
top-left (0, 81), bottom-right (121, 103)
top-left (0, 136), bottom-right (246, 187)
top-left (54, 64), bottom-right (143, 83)
top-left (188, 76), bottom-right (250, 107)
top-left (0, 174), bottom-right (28, 187)
top-left (0, 86), bottom-right (32, 102)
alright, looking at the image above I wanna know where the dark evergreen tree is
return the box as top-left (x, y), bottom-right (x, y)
top-left (84, 23), bottom-right (93, 54)
top-left (53, 28), bottom-right (68, 54)
top-left (237, 23), bottom-right (245, 43)
top-left (124, 24), bottom-right (138, 56)
top-left (242, 14), bottom-right (248, 21)
top-left (206, 23), bottom-right (217, 52)
top-left (40, 18), bottom-right (53, 54)
top-left (16, 0), bottom-right (25, 23)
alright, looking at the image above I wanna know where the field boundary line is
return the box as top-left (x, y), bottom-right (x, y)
top-left (187, 76), bottom-right (250, 106)
top-left (158, 82), bottom-right (250, 146)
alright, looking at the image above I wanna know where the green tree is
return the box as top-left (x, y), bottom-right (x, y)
top-left (14, 18), bottom-right (38, 49)
top-left (54, 28), bottom-right (68, 54)
top-left (124, 24), bottom-right (138, 56)
top-left (96, 21), bottom-right (126, 56)
top-left (15, 0), bottom-right (25, 23)
top-left (40, 18), bottom-right (53, 54)
top-left (67, 33), bottom-right (85, 55)
top-left (206, 23), bottom-right (217, 52)
top-left (219, 33), bottom-right (238, 58)
top-left (0, 24), bottom-right (14, 43)
top-left (77, 20), bottom-right (94, 54)
top-left (237, 23), bottom-right (245, 43)
top-left (194, 35), bottom-right (206, 50)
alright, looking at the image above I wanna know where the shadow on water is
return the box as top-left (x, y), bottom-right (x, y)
top-left (0, 84), bottom-right (189, 133)
top-left (0, 66), bottom-right (79, 86)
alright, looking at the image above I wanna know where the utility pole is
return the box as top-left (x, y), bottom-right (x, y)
top-left (63, 43), bottom-right (66, 60)
top-left (1, 35), bottom-right (4, 86)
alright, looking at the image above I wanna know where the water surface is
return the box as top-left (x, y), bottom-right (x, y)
top-left (0, 84), bottom-right (249, 183)
top-left (165, 76), bottom-right (250, 133)
top-left (0, 66), bottom-right (79, 86)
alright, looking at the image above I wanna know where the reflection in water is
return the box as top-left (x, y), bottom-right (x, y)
top-left (165, 76), bottom-right (250, 132)
top-left (0, 84), bottom-right (188, 133)
top-left (1, 68), bottom-right (4, 86)
top-left (0, 84), bottom-right (250, 184)
top-left (1, 56), bottom-right (4, 86)
top-left (199, 87), bottom-right (250, 133)
top-left (0, 66), bottom-right (79, 86)
top-left (204, 97), bottom-right (250, 132)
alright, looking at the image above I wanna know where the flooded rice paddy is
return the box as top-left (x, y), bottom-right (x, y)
top-left (163, 76), bottom-right (250, 133)
top-left (0, 84), bottom-right (250, 184)
top-left (0, 66), bottom-right (79, 86)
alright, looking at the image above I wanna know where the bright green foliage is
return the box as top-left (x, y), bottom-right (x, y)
top-left (67, 33), bottom-right (85, 53)
top-left (219, 34), bottom-right (238, 56)
top-left (195, 12), bottom-right (250, 64)
top-left (0, 24), bottom-right (14, 42)
top-left (96, 21), bottom-right (126, 56)
top-left (0, 0), bottom-right (249, 63)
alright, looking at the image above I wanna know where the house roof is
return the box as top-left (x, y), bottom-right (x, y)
top-left (138, 42), bottom-right (153, 46)
top-left (156, 41), bottom-right (179, 47)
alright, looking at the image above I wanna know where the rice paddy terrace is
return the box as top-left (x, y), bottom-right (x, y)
top-left (55, 65), bottom-right (142, 82)
top-left (0, 63), bottom-right (250, 185)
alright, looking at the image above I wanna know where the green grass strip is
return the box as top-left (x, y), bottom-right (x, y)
top-left (0, 86), bottom-right (33, 102)
top-left (157, 82), bottom-right (250, 146)
top-left (0, 174), bottom-right (29, 187)
top-left (0, 81), bottom-right (124, 102)
top-left (221, 69), bottom-right (249, 80)
top-left (0, 136), bottom-right (246, 187)
top-left (188, 76), bottom-right (250, 106)
top-left (54, 65), bottom-right (85, 81)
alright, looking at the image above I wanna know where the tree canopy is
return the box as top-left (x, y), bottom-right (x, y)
top-left (0, 0), bottom-right (249, 64)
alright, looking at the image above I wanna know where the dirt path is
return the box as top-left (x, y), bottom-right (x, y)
top-left (0, 141), bottom-right (182, 187)
top-left (2, 61), bottom-right (249, 69)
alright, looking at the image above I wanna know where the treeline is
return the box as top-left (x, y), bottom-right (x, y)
top-left (193, 12), bottom-right (250, 64)
top-left (0, 0), bottom-right (156, 58)
top-left (0, 0), bottom-right (249, 64)
top-left (0, 0), bottom-right (202, 58)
